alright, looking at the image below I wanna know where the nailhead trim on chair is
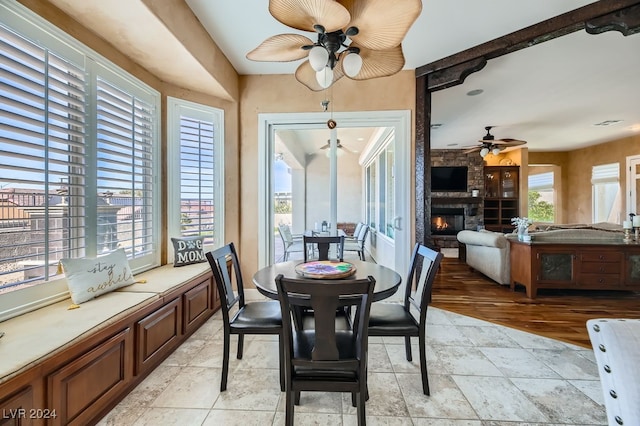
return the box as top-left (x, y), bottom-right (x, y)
top-left (587, 318), bottom-right (640, 426)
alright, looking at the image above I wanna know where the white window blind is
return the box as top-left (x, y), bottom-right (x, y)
top-left (591, 163), bottom-right (619, 184)
top-left (528, 172), bottom-right (554, 190)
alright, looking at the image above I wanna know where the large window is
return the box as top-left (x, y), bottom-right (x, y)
top-left (592, 163), bottom-right (621, 223)
top-left (528, 170), bottom-right (555, 223)
top-left (167, 98), bottom-right (224, 253)
top-left (0, 2), bottom-right (160, 319)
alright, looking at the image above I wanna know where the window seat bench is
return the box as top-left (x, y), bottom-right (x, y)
top-left (0, 262), bottom-right (219, 425)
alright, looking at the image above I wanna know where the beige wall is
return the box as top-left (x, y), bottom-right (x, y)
top-left (529, 134), bottom-right (640, 224)
top-left (19, 0), bottom-right (241, 264)
top-left (239, 73), bottom-right (416, 278)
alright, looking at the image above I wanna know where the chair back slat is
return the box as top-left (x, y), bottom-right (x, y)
top-left (405, 244), bottom-right (443, 314)
top-left (303, 235), bottom-right (345, 262)
top-left (206, 243), bottom-right (243, 314)
top-left (276, 275), bottom-right (375, 363)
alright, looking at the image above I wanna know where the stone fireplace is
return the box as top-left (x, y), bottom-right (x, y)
top-left (429, 150), bottom-right (485, 251)
top-left (431, 207), bottom-right (465, 235)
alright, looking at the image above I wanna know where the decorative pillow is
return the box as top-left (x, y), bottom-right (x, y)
top-left (171, 236), bottom-right (206, 267)
top-left (60, 248), bottom-right (135, 305)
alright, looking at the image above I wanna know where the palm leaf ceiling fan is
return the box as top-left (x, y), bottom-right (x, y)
top-left (247, 0), bottom-right (422, 91)
top-left (463, 126), bottom-right (527, 158)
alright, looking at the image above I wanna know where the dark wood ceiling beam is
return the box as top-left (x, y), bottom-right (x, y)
top-left (426, 57), bottom-right (487, 92)
top-left (416, 0), bottom-right (640, 83)
top-left (586, 3), bottom-right (640, 36)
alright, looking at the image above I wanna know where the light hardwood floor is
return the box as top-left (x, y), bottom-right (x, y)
top-left (432, 257), bottom-right (640, 348)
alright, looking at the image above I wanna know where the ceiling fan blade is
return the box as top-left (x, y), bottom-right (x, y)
top-left (493, 138), bottom-right (527, 146)
top-left (246, 34), bottom-right (314, 62)
top-left (343, 0), bottom-right (422, 50)
top-left (269, 0), bottom-right (351, 33)
top-left (462, 146), bottom-right (482, 154)
top-left (341, 44), bottom-right (404, 80)
top-left (294, 60), bottom-right (344, 91)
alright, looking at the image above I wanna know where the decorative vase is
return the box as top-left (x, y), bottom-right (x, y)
top-left (517, 227), bottom-right (528, 241)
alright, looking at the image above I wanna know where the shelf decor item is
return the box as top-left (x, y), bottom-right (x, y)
top-left (511, 216), bottom-right (532, 241)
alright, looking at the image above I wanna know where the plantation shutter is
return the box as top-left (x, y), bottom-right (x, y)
top-left (96, 77), bottom-right (155, 257)
top-left (178, 116), bottom-right (216, 244)
top-left (0, 24), bottom-right (86, 286)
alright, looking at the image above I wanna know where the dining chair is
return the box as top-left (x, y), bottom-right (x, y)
top-left (205, 242), bottom-right (284, 392)
top-left (344, 224), bottom-right (369, 261)
top-left (303, 235), bottom-right (345, 262)
top-left (345, 222), bottom-right (363, 241)
top-left (278, 224), bottom-right (304, 261)
top-left (275, 274), bottom-right (376, 426)
top-left (367, 243), bottom-right (443, 395)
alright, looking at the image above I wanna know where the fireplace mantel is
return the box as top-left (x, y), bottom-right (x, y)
top-left (432, 197), bottom-right (482, 205)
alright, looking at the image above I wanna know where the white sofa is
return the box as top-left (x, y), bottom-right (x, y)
top-left (587, 318), bottom-right (640, 426)
top-left (456, 230), bottom-right (511, 285)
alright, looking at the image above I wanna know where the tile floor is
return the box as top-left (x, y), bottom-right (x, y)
top-left (97, 298), bottom-right (606, 426)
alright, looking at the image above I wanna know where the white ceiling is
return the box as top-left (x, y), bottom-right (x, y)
top-left (185, 0), bottom-right (640, 152)
top-left (46, 0), bottom-right (640, 153)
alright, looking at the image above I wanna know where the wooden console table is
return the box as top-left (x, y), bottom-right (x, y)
top-left (509, 239), bottom-right (640, 298)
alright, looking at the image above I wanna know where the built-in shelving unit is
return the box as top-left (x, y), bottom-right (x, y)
top-left (483, 166), bottom-right (519, 232)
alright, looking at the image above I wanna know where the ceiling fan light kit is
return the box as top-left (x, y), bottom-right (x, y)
top-left (465, 126), bottom-right (527, 158)
top-left (247, 0), bottom-right (422, 91)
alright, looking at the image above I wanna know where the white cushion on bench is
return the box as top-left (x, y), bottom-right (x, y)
top-left (118, 262), bottom-right (210, 295)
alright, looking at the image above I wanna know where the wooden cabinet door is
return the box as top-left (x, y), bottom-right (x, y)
top-left (48, 328), bottom-right (132, 426)
top-left (0, 386), bottom-right (35, 426)
top-left (534, 248), bottom-right (577, 285)
top-left (624, 249), bottom-right (640, 286)
top-left (183, 279), bottom-right (212, 335)
top-left (135, 298), bottom-right (182, 375)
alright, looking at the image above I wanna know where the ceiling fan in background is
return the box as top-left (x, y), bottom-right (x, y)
top-left (246, 0), bottom-right (422, 91)
top-left (463, 126), bottom-right (527, 158)
top-left (320, 139), bottom-right (352, 156)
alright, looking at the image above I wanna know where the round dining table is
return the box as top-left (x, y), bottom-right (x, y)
top-left (252, 259), bottom-right (402, 302)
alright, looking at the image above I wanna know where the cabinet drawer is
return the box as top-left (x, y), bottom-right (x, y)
top-left (580, 262), bottom-right (621, 274)
top-left (580, 252), bottom-right (622, 263)
top-left (579, 274), bottom-right (621, 287)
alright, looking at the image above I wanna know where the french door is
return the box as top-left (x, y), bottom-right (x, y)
top-left (626, 155), bottom-right (640, 216)
top-left (258, 111), bottom-right (411, 274)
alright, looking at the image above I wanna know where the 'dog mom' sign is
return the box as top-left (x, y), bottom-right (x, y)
top-left (171, 236), bottom-right (206, 267)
